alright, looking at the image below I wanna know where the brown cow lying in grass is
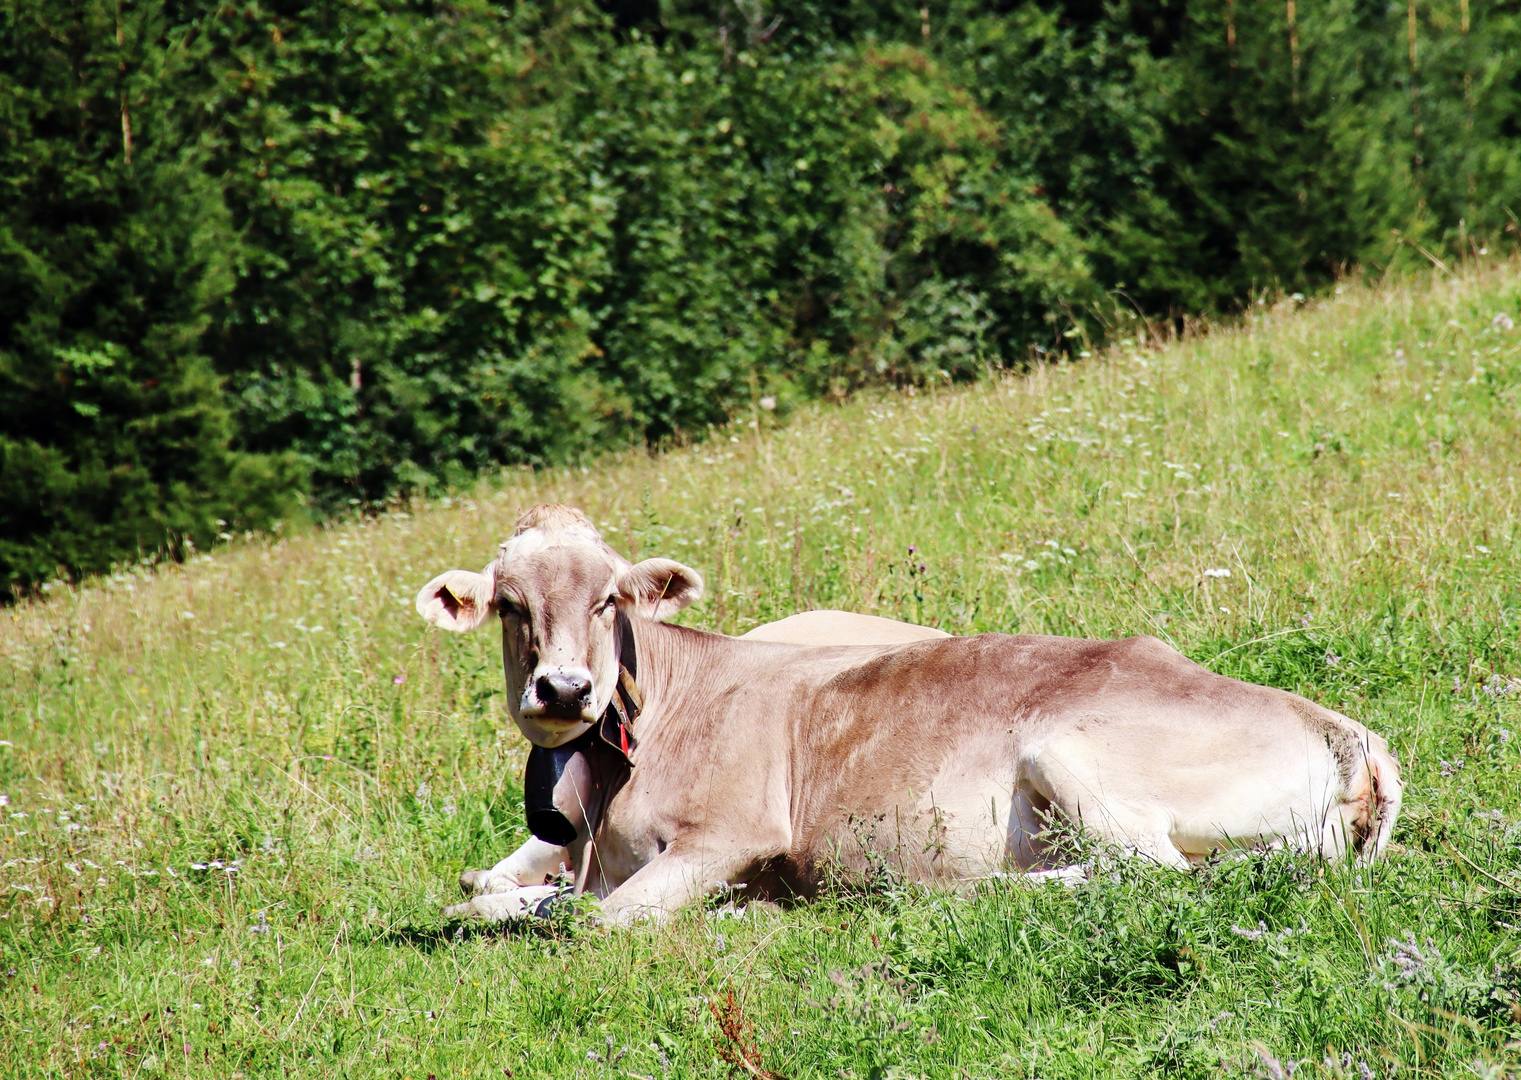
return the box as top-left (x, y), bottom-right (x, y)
top-left (417, 504), bottom-right (1403, 926)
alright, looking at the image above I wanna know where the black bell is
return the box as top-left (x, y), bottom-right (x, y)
top-left (523, 741), bottom-right (590, 846)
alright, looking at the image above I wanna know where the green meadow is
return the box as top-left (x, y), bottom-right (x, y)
top-left (4, 262), bottom-right (1521, 1077)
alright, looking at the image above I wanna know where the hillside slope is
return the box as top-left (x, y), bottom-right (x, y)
top-left (2, 264), bottom-right (1521, 1076)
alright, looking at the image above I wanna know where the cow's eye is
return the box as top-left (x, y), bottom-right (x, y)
top-left (498, 598), bottom-right (525, 620)
top-left (599, 595), bottom-right (617, 614)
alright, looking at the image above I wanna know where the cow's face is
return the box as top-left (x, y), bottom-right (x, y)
top-left (415, 505), bottom-right (702, 747)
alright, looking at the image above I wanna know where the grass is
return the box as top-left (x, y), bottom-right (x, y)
top-left (3, 261), bottom-right (1521, 1078)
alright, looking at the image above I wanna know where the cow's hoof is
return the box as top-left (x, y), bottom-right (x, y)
top-left (460, 868), bottom-right (522, 896)
top-left (444, 885), bottom-right (559, 924)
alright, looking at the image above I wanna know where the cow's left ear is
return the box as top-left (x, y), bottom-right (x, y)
top-left (416, 568), bottom-right (496, 632)
top-left (618, 558), bottom-right (704, 622)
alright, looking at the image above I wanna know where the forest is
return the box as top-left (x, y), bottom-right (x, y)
top-left (2, 0), bottom-right (1518, 593)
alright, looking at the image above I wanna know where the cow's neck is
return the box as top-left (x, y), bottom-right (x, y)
top-left (624, 616), bottom-right (738, 742)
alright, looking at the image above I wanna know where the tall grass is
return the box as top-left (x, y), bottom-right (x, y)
top-left (3, 262), bottom-right (1521, 1077)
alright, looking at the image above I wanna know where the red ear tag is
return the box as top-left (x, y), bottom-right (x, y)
top-left (619, 722), bottom-right (630, 756)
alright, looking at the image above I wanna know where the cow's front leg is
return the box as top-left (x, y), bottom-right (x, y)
top-left (596, 839), bottom-right (777, 927)
top-left (458, 837), bottom-right (569, 897)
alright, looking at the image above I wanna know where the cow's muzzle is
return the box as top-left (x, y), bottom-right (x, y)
top-left (522, 666), bottom-right (596, 721)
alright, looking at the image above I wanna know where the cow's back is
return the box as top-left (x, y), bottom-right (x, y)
top-left (741, 610), bottom-right (950, 646)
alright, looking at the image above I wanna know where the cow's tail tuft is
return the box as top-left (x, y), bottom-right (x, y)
top-left (1356, 734), bottom-right (1404, 862)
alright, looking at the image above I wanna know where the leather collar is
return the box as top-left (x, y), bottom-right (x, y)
top-left (596, 608), bottom-right (642, 764)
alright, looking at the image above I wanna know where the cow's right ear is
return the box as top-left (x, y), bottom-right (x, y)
top-left (618, 558), bottom-right (703, 621)
top-left (415, 569), bottom-right (496, 632)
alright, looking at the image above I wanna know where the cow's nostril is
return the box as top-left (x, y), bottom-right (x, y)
top-left (536, 672), bottom-right (592, 711)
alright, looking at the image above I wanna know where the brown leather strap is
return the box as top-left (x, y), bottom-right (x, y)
top-left (598, 609), bottom-right (641, 764)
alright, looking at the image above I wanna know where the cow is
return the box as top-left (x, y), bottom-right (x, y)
top-left (417, 504), bottom-right (1403, 925)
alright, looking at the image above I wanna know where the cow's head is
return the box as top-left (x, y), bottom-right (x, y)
top-left (414, 504), bottom-right (702, 747)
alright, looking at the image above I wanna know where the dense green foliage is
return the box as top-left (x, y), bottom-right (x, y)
top-left (3, 0), bottom-right (1520, 591)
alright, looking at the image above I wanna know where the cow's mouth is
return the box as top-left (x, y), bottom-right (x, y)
top-left (520, 704), bottom-right (594, 724)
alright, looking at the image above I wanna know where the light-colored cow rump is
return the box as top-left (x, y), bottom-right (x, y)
top-left (741, 610), bottom-right (950, 646)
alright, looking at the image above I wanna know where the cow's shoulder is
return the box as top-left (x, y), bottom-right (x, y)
top-left (808, 631), bottom-right (1062, 690)
top-left (810, 631), bottom-right (1205, 697)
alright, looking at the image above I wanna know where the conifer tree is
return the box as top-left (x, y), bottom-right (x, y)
top-left (0, 0), bottom-right (304, 595)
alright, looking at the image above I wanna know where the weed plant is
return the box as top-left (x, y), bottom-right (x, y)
top-left (3, 263), bottom-right (1521, 1075)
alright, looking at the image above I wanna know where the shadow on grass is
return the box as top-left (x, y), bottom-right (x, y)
top-left (368, 919), bottom-right (560, 952)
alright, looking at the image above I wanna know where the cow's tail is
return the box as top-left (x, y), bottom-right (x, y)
top-left (1354, 733), bottom-right (1404, 863)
